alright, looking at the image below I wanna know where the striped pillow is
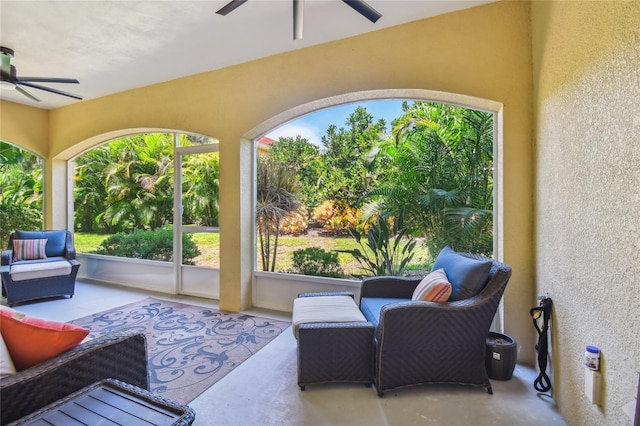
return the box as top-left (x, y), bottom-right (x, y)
top-left (12, 239), bottom-right (48, 262)
top-left (411, 268), bottom-right (452, 302)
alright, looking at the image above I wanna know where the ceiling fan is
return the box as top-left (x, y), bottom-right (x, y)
top-left (0, 46), bottom-right (83, 103)
top-left (216, 0), bottom-right (382, 40)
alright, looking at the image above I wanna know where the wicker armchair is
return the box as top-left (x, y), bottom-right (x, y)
top-left (360, 253), bottom-right (512, 396)
top-left (0, 331), bottom-right (149, 425)
top-left (1, 230), bottom-right (80, 306)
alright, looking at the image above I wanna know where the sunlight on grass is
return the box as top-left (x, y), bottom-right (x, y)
top-left (74, 233), bottom-right (108, 253)
top-left (76, 231), bottom-right (432, 277)
top-left (257, 234), bottom-right (432, 276)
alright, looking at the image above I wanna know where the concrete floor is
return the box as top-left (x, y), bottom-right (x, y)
top-left (6, 281), bottom-right (566, 426)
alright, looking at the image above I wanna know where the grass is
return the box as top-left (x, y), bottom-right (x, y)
top-left (74, 233), bottom-right (109, 253)
top-left (75, 231), bottom-right (433, 278)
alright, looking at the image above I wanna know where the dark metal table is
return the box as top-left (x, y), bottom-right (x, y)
top-left (8, 378), bottom-right (195, 426)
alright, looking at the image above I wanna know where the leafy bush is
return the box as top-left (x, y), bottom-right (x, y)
top-left (279, 207), bottom-right (309, 235)
top-left (311, 200), bottom-right (335, 226)
top-left (338, 214), bottom-right (416, 277)
top-left (289, 247), bottom-right (343, 278)
top-left (312, 200), bottom-right (362, 235)
top-left (0, 202), bottom-right (43, 249)
top-left (94, 228), bottom-right (200, 264)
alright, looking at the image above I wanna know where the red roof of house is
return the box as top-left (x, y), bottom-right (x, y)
top-left (257, 136), bottom-right (276, 146)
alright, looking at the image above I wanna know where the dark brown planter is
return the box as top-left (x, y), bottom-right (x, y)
top-left (485, 331), bottom-right (517, 380)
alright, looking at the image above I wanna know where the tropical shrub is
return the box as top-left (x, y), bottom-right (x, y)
top-left (267, 136), bottom-right (323, 211)
top-left (317, 107), bottom-right (390, 207)
top-left (310, 200), bottom-right (335, 227)
top-left (0, 142), bottom-right (44, 249)
top-left (181, 152), bottom-right (220, 227)
top-left (74, 134), bottom-right (179, 233)
top-left (365, 102), bottom-right (494, 257)
top-left (289, 247), bottom-right (343, 278)
top-left (312, 200), bottom-right (362, 235)
top-left (279, 207), bottom-right (309, 235)
top-left (0, 202), bottom-right (43, 249)
top-left (338, 213), bottom-right (416, 277)
top-left (93, 228), bottom-right (200, 264)
top-left (256, 156), bottom-right (302, 271)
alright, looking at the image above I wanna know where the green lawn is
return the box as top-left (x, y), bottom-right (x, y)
top-left (74, 233), bottom-right (109, 253)
top-left (75, 231), bottom-right (432, 277)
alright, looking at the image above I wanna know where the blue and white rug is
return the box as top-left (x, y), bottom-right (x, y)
top-left (71, 297), bottom-right (290, 403)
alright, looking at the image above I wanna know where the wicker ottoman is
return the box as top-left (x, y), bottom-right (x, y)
top-left (293, 292), bottom-right (374, 390)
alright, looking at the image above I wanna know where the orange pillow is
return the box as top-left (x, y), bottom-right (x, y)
top-left (0, 309), bottom-right (89, 371)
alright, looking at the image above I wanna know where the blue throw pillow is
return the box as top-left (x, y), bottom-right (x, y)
top-left (431, 246), bottom-right (492, 301)
top-left (15, 230), bottom-right (67, 258)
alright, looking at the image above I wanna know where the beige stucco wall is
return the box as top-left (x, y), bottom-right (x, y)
top-left (0, 1), bottom-right (537, 364)
top-left (532, 1), bottom-right (640, 423)
top-left (0, 101), bottom-right (49, 157)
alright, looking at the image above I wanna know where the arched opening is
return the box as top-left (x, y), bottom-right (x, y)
top-left (245, 89), bottom-right (504, 318)
top-left (66, 130), bottom-right (220, 299)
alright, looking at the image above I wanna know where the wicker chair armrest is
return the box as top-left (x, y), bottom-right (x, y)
top-left (360, 276), bottom-right (422, 299)
top-left (0, 330), bottom-right (149, 425)
top-left (1, 249), bottom-right (13, 266)
top-left (297, 291), bottom-right (355, 299)
top-left (65, 246), bottom-right (77, 260)
top-left (376, 284), bottom-right (507, 345)
top-left (63, 231), bottom-right (77, 260)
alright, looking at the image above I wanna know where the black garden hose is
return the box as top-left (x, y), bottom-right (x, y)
top-left (530, 296), bottom-right (553, 392)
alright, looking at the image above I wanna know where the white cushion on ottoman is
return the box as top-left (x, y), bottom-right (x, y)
top-left (10, 260), bottom-right (72, 282)
top-left (292, 295), bottom-right (366, 339)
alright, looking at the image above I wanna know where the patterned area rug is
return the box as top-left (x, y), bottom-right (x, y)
top-left (71, 297), bottom-right (290, 404)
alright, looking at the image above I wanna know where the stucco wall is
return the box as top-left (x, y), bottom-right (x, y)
top-left (0, 101), bottom-right (48, 157)
top-left (532, 1), bottom-right (640, 423)
top-left (0, 1), bottom-right (537, 363)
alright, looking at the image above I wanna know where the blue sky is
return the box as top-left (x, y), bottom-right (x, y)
top-left (265, 99), bottom-right (406, 147)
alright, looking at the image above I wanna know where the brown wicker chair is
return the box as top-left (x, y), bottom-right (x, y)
top-left (360, 253), bottom-right (512, 396)
top-left (0, 331), bottom-right (149, 424)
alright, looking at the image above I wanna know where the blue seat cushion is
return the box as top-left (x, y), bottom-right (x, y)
top-left (360, 297), bottom-right (407, 329)
top-left (14, 230), bottom-right (67, 258)
top-left (432, 246), bottom-right (492, 301)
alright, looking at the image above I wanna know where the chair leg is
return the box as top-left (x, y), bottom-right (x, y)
top-left (486, 386), bottom-right (493, 395)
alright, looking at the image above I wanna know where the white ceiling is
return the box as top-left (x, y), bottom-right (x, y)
top-left (0, 0), bottom-right (493, 110)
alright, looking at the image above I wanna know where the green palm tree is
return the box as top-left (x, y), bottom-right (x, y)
top-left (96, 134), bottom-right (175, 232)
top-left (364, 102), bottom-right (494, 256)
top-left (182, 152), bottom-right (220, 226)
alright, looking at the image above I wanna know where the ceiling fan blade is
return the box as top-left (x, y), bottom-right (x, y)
top-left (293, 0), bottom-right (304, 40)
top-left (15, 85), bottom-right (41, 102)
top-left (216, 0), bottom-right (248, 16)
top-left (17, 77), bottom-right (79, 84)
top-left (342, 0), bottom-right (381, 23)
top-left (17, 81), bottom-right (83, 100)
